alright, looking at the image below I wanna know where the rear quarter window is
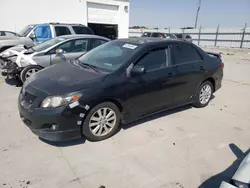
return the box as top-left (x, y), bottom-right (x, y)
top-left (72, 26), bottom-right (94, 35)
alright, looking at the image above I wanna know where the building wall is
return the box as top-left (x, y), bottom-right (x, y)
top-left (0, 0), bottom-right (88, 32)
top-left (0, 0), bottom-right (129, 38)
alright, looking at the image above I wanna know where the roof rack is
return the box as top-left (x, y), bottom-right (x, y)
top-left (48, 22), bottom-right (85, 26)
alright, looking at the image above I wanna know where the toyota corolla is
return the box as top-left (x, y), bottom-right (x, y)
top-left (18, 38), bottom-right (223, 142)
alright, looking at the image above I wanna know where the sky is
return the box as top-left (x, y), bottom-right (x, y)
top-left (129, 0), bottom-right (250, 28)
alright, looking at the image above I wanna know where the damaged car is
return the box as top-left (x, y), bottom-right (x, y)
top-left (0, 23), bottom-right (95, 52)
top-left (0, 35), bottom-right (109, 82)
top-left (220, 152), bottom-right (250, 188)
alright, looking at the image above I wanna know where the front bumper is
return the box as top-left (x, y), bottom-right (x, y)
top-left (18, 103), bottom-right (82, 141)
top-left (0, 60), bottom-right (22, 77)
top-left (18, 87), bottom-right (83, 141)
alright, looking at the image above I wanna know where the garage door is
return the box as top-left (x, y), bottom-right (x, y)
top-left (87, 2), bottom-right (118, 24)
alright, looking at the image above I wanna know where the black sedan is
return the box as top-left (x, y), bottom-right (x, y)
top-left (18, 38), bottom-right (224, 142)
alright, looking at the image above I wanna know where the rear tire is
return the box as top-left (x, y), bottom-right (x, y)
top-left (82, 102), bottom-right (121, 142)
top-left (193, 81), bottom-right (213, 108)
top-left (20, 65), bottom-right (43, 83)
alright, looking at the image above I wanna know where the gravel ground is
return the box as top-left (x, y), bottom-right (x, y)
top-left (0, 47), bottom-right (249, 188)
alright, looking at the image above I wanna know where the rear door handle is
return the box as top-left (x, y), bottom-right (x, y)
top-left (168, 73), bottom-right (173, 77)
top-left (200, 66), bottom-right (204, 70)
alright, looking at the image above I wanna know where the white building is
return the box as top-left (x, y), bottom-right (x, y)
top-left (0, 0), bottom-right (130, 39)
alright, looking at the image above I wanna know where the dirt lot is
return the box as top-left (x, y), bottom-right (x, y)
top-left (0, 47), bottom-right (250, 188)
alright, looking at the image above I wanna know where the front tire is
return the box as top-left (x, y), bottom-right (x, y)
top-left (82, 102), bottom-right (121, 142)
top-left (193, 81), bottom-right (213, 108)
top-left (20, 65), bottom-right (43, 83)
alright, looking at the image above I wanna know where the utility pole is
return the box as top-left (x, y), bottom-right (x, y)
top-left (195, 0), bottom-right (201, 28)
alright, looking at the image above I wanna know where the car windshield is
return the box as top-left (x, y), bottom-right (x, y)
top-left (18, 25), bottom-right (35, 37)
top-left (32, 37), bottom-right (66, 52)
top-left (78, 40), bottom-right (140, 72)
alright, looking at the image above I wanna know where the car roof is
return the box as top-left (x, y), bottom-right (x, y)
top-left (118, 37), bottom-right (184, 46)
top-left (59, 34), bottom-right (110, 41)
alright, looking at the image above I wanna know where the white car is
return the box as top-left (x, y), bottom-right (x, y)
top-left (220, 152), bottom-right (250, 188)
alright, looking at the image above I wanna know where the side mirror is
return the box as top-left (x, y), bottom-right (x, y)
top-left (130, 65), bottom-right (146, 77)
top-left (56, 49), bottom-right (64, 55)
top-left (29, 32), bottom-right (36, 39)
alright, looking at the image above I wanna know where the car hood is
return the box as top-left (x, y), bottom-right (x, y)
top-left (0, 45), bottom-right (33, 58)
top-left (27, 61), bottom-right (106, 95)
top-left (232, 152), bottom-right (250, 183)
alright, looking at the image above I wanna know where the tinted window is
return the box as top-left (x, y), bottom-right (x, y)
top-left (55, 26), bottom-right (71, 36)
top-left (186, 35), bottom-right (191, 39)
top-left (72, 26), bottom-right (94, 35)
top-left (0, 31), bottom-right (5, 36)
top-left (137, 49), bottom-right (168, 72)
top-left (175, 34), bottom-right (183, 39)
top-left (90, 39), bottom-right (108, 49)
top-left (151, 33), bottom-right (159, 37)
top-left (171, 44), bottom-right (202, 65)
top-left (142, 32), bottom-right (151, 37)
top-left (57, 39), bottom-right (89, 53)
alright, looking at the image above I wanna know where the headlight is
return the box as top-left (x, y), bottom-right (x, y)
top-left (234, 180), bottom-right (249, 188)
top-left (40, 93), bottom-right (82, 108)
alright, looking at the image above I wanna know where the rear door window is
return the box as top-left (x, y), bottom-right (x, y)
top-left (4, 31), bottom-right (16, 36)
top-left (72, 26), bottom-right (94, 35)
top-left (55, 26), bottom-right (71, 36)
top-left (171, 43), bottom-right (202, 65)
top-left (89, 38), bottom-right (108, 50)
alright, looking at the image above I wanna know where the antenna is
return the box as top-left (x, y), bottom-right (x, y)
top-left (195, 0), bottom-right (201, 28)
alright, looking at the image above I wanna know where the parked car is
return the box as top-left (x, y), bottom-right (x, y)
top-left (18, 38), bottom-right (223, 142)
top-left (0, 31), bottom-right (18, 37)
top-left (174, 33), bottom-right (193, 43)
top-left (0, 23), bottom-right (94, 52)
top-left (142, 32), bottom-right (177, 39)
top-left (1, 35), bottom-right (109, 82)
top-left (220, 152), bottom-right (250, 188)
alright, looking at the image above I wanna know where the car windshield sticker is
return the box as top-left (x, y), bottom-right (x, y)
top-left (123, 44), bottom-right (138, 49)
top-left (104, 63), bottom-right (113, 66)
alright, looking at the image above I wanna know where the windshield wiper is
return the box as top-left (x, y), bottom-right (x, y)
top-left (77, 60), bottom-right (99, 72)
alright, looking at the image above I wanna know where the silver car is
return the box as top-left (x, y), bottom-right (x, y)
top-left (220, 152), bottom-right (250, 188)
top-left (0, 35), bottom-right (110, 82)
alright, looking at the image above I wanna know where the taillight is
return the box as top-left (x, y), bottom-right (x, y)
top-left (221, 63), bottom-right (224, 69)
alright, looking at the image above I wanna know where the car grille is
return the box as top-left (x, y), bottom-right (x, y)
top-left (23, 92), bottom-right (37, 104)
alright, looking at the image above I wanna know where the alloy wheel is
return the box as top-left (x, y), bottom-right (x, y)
top-left (25, 68), bottom-right (39, 79)
top-left (89, 107), bottom-right (117, 136)
top-left (199, 84), bottom-right (212, 105)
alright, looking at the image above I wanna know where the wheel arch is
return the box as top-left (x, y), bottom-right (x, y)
top-left (0, 46), bottom-right (14, 52)
top-left (202, 77), bottom-right (215, 92)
